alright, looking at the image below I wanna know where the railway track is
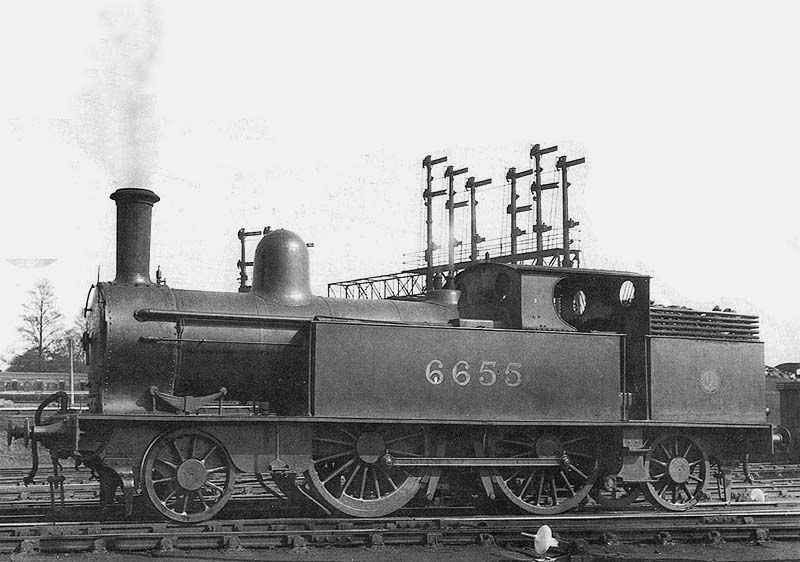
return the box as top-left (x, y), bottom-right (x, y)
top-left (0, 464), bottom-right (798, 555)
top-left (2, 507), bottom-right (799, 555)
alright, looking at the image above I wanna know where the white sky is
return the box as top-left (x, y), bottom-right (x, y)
top-left (0, 1), bottom-right (798, 367)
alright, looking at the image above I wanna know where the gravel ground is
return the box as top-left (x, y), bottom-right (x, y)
top-left (3, 541), bottom-right (800, 562)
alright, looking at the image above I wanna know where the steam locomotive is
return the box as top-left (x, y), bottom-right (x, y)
top-left (9, 188), bottom-right (787, 523)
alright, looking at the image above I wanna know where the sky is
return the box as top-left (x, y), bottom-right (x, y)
top-left (0, 1), bottom-right (798, 367)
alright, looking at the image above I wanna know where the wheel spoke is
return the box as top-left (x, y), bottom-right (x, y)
top-left (566, 451), bottom-right (594, 461)
top-left (373, 469), bottom-right (381, 497)
top-left (152, 477), bottom-right (176, 485)
top-left (562, 436), bottom-right (588, 445)
top-left (315, 450), bottom-right (354, 464)
top-left (206, 481), bottom-right (225, 494)
top-left (202, 445), bottom-right (218, 462)
top-left (336, 426), bottom-right (358, 440)
top-left (567, 464), bottom-right (589, 480)
top-left (321, 459), bottom-right (355, 485)
top-left (359, 466), bottom-right (368, 498)
top-left (385, 432), bottom-right (423, 446)
top-left (388, 449), bottom-right (422, 457)
top-left (518, 473), bottom-right (535, 498)
top-left (549, 476), bottom-right (559, 505)
top-left (536, 474), bottom-right (545, 505)
top-left (161, 486), bottom-right (179, 505)
top-left (172, 440), bottom-right (184, 461)
top-left (688, 474), bottom-right (703, 483)
top-left (156, 458), bottom-right (178, 471)
top-left (500, 439), bottom-right (533, 448)
top-left (206, 466), bottom-right (227, 474)
top-left (340, 464), bottom-right (361, 497)
top-left (314, 437), bottom-right (353, 448)
top-left (181, 492), bottom-right (190, 514)
top-left (659, 443), bottom-right (671, 458)
top-left (504, 468), bottom-right (522, 483)
top-left (560, 471), bottom-right (575, 496)
top-left (510, 451), bottom-right (534, 458)
top-left (384, 471), bottom-right (398, 492)
top-left (683, 442), bottom-right (694, 458)
top-left (651, 459), bottom-right (667, 468)
top-left (190, 434), bottom-right (198, 459)
top-left (197, 490), bottom-right (210, 510)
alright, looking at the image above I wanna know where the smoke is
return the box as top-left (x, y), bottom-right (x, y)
top-left (6, 259), bottom-right (57, 268)
top-left (74, 0), bottom-right (161, 187)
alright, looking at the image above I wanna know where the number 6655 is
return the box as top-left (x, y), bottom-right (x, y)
top-left (424, 359), bottom-right (522, 387)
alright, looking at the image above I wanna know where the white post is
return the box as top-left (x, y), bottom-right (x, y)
top-left (68, 339), bottom-right (75, 408)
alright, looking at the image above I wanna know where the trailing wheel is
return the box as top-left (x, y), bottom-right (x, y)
top-left (141, 429), bottom-right (236, 523)
top-left (305, 424), bottom-right (429, 517)
top-left (642, 433), bottom-right (708, 511)
top-left (489, 430), bottom-right (599, 515)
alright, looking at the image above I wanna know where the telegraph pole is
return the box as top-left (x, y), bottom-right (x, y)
top-left (530, 144), bottom-right (559, 265)
top-left (556, 155), bottom-right (585, 268)
top-left (444, 164), bottom-right (468, 279)
top-left (506, 167), bottom-right (534, 260)
top-left (465, 176), bottom-right (492, 262)
top-left (422, 155), bottom-right (447, 290)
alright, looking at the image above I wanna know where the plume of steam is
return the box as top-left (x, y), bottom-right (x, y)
top-left (74, 1), bottom-right (161, 187)
top-left (6, 259), bottom-right (57, 268)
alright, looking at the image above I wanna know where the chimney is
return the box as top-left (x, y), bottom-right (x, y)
top-left (110, 188), bottom-right (160, 285)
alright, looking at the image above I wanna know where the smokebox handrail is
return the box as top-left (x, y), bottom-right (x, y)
top-left (134, 308), bottom-right (311, 328)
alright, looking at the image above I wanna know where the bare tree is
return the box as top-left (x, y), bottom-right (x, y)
top-left (17, 279), bottom-right (64, 372)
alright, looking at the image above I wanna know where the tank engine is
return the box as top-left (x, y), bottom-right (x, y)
top-left (10, 188), bottom-right (787, 522)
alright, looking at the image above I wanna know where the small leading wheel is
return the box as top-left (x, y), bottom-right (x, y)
top-left (305, 424), bottom-right (429, 517)
top-left (590, 475), bottom-right (640, 510)
top-left (142, 429), bottom-right (236, 523)
top-left (643, 433), bottom-right (708, 511)
top-left (489, 430), bottom-right (599, 515)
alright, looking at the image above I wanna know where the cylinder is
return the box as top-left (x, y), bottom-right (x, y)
top-left (110, 188), bottom-right (160, 285)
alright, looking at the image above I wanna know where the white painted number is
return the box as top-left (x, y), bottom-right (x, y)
top-left (425, 359), bottom-right (444, 385)
top-left (478, 361), bottom-right (497, 386)
top-left (452, 360), bottom-right (471, 386)
top-left (504, 362), bottom-right (522, 387)
top-left (425, 360), bottom-right (523, 387)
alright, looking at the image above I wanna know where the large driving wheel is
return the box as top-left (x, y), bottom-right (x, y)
top-left (305, 424), bottom-right (429, 517)
top-left (142, 429), bottom-right (236, 523)
top-left (489, 430), bottom-right (599, 515)
top-left (643, 433), bottom-right (708, 511)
